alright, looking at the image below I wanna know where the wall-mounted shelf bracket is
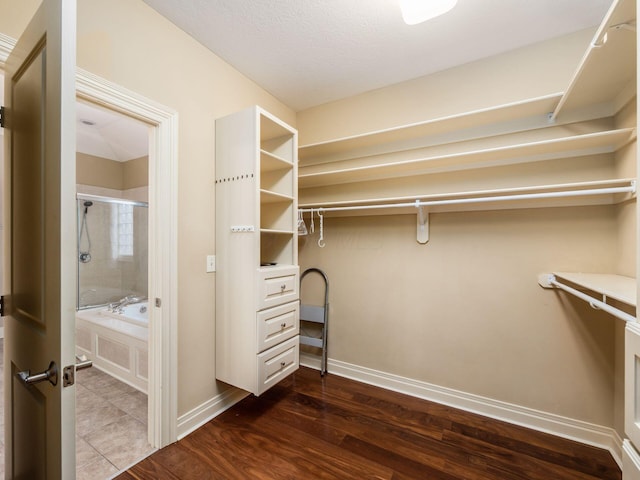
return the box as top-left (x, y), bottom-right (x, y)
top-left (538, 272), bottom-right (636, 323)
top-left (416, 202), bottom-right (429, 244)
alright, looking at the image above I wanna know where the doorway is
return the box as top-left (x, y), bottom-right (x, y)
top-left (76, 69), bottom-right (179, 451)
top-left (0, 55), bottom-right (178, 475)
top-left (74, 100), bottom-right (154, 477)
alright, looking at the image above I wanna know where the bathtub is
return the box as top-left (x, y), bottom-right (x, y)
top-left (75, 302), bottom-right (149, 393)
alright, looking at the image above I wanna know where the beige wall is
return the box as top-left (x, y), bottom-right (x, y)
top-left (296, 30), bottom-right (633, 433)
top-left (76, 152), bottom-right (124, 190)
top-left (123, 156), bottom-right (148, 190)
top-left (77, 153), bottom-right (148, 190)
top-left (299, 207), bottom-right (617, 424)
top-left (0, 0), bottom-right (295, 418)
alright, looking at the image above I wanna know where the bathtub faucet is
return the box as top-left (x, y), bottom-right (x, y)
top-left (109, 295), bottom-right (147, 314)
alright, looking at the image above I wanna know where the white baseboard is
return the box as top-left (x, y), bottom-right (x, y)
top-left (176, 387), bottom-right (248, 440)
top-left (302, 352), bottom-right (622, 467)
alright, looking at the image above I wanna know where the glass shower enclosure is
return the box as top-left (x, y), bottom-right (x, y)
top-left (77, 193), bottom-right (148, 309)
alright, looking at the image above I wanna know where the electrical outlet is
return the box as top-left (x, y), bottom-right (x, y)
top-left (206, 255), bottom-right (216, 273)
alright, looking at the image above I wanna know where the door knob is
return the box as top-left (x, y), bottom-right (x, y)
top-left (17, 361), bottom-right (58, 387)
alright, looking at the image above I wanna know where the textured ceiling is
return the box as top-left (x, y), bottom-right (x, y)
top-left (142, 0), bottom-right (614, 111)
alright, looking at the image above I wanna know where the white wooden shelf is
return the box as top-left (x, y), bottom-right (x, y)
top-left (260, 189), bottom-right (294, 203)
top-left (539, 271), bottom-right (636, 322)
top-left (260, 112), bottom-right (294, 142)
top-left (299, 128), bottom-right (636, 188)
top-left (553, 272), bottom-right (636, 306)
top-left (299, 93), bottom-right (562, 162)
top-left (551, 0), bottom-right (637, 121)
top-left (261, 149), bottom-right (293, 172)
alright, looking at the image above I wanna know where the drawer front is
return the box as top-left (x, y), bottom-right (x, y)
top-left (257, 335), bottom-right (299, 395)
top-left (257, 301), bottom-right (299, 353)
top-left (258, 266), bottom-right (299, 310)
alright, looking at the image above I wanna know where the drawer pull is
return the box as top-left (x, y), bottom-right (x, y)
top-left (280, 361), bottom-right (286, 368)
top-left (280, 284), bottom-right (286, 292)
top-left (280, 322), bottom-right (287, 329)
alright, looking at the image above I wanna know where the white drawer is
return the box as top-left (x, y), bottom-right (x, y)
top-left (257, 266), bottom-right (299, 310)
top-left (257, 301), bottom-right (299, 353)
top-left (256, 335), bottom-right (299, 395)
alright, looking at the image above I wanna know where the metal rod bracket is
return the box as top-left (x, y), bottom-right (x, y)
top-left (416, 202), bottom-right (429, 244)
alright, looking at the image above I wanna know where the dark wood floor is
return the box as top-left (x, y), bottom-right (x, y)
top-left (117, 367), bottom-right (621, 479)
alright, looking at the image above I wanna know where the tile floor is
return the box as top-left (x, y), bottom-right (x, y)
top-left (0, 340), bottom-right (154, 479)
top-left (75, 367), bottom-right (155, 479)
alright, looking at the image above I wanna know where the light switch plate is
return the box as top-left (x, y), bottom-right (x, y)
top-left (206, 255), bottom-right (216, 273)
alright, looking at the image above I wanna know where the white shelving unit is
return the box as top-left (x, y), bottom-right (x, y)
top-left (215, 106), bottom-right (300, 396)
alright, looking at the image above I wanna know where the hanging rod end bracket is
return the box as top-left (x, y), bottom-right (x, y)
top-left (538, 273), bottom-right (556, 289)
top-left (416, 203), bottom-right (429, 244)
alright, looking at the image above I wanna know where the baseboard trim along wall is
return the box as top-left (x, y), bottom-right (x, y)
top-left (300, 353), bottom-right (623, 467)
top-left (177, 386), bottom-right (248, 440)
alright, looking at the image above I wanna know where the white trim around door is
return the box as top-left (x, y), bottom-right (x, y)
top-left (75, 68), bottom-right (179, 448)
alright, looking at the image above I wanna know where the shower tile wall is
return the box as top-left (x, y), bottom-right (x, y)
top-left (77, 185), bottom-right (148, 308)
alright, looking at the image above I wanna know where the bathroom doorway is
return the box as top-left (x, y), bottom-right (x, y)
top-left (74, 100), bottom-right (154, 478)
top-left (76, 72), bottom-right (179, 455)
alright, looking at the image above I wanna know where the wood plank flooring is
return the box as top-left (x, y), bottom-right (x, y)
top-left (117, 367), bottom-right (621, 479)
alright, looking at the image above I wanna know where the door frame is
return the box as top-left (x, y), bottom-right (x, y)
top-left (0, 34), bottom-right (179, 448)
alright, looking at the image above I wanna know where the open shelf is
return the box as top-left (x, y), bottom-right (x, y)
top-left (260, 110), bottom-right (296, 163)
top-left (299, 128), bottom-right (636, 188)
top-left (261, 149), bottom-right (293, 172)
top-left (260, 189), bottom-right (294, 203)
top-left (299, 93), bottom-right (563, 162)
top-left (552, 272), bottom-right (636, 306)
top-left (539, 271), bottom-right (636, 323)
top-left (260, 231), bottom-right (294, 266)
top-left (551, 0), bottom-right (636, 121)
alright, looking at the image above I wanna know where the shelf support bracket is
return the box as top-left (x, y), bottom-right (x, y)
top-left (416, 202), bottom-right (429, 244)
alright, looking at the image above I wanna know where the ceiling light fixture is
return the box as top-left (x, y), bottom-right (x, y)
top-left (399, 0), bottom-right (458, 25)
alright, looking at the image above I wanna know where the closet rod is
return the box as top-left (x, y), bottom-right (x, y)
top-left (298, 183), bottom-right (636, 214)
top-left (548, 276), bottom-right (636, 323)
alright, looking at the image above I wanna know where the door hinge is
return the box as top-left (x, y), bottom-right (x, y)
top-left (0, 106), bottom-right (4, 128)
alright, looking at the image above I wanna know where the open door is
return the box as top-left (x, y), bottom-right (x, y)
top-left (3, 0), bottom-right (77, 478)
